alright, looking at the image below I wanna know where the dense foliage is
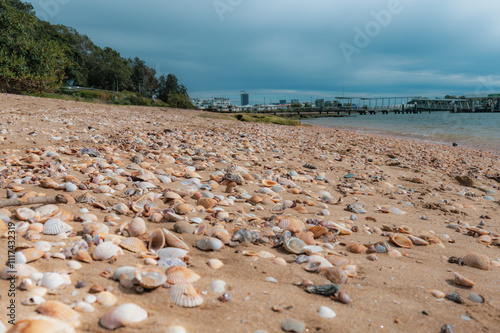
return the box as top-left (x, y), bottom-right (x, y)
top-left (0, 0), bottom-right (194, 108)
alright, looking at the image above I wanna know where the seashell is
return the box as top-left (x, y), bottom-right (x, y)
top-left (262, 180), bottom-right (277, 187)
top-left (337, 291), bottom-right (353, 304)
top-left (15, 207), bottom-right (38, 221)
top-left (326, 255), bottom-right (350, 267)
top-left (306, 284), bottom-right (339, 297)
top-left (307, 225), bottom-right (328, 238)
top-left (22, 296), bottom-right (46, 306)
top-left (445, 292), bottom-right (463, 304)
top-left (112, 203), bottom-right (129, 215)
top-left (93, 241), bottom-right (122, 260)
top-left (175, 203), bottom-right (194, 215)
top-left (1, 263), bottom-right (38, 279)
top-left (82, 222), bottom-right (109, 235)
top-left (232, 229), bottom-right (260, 243)
top-left (16, 248), bottom-right (45, 264)
top-left (147, 228), bottom-right (165, 251)
top-left (162, 228), bottom-right (190, 250)
top-left (157, 248), bottom-right (189, 259)
top-left (293, 206), bottom-right (308, 214)
top-left (33, 241), bottom-right (51, 252)
top-left (207, 259), bottom-right (224, 270)
top-left (196, 237), bottom-right (224, 251)
top-left (75, 213), bottom-right (98, 222)
top-left (174, 221), bottom-right (195, 234)
top-left (407, 234), bottom-right (429, 246)
top-left (388, 249), bottom-right (402, 257)
top-left (463, 252), bottom-right (490, 270)
top-left (323, 267), bottom-right (348, 284)
top-left (43, 218), bottom-right (73, 235)
top-left (329, 222), bottom-right (352, 235)
top-left (9, 315), bottom-right (75, 333)
top-left (305, 255), bottom-right (333, 272)
top-left (347, 243), bottom-right (367, 254)
top-left (276, 216), bottom-right (305, 233)
top-left (197, 197), bottom-right (216, 209)
top-left (225, 173), bottom-right (245, 185)
top-left (430, 290), bottom-right (446, 298)
top-left (40, 272), bottom-right (67, 289)
top-left (164, 211), bottom-right (185, 222)
top-left (272, 257), bottom-right (287, 266)
top-left (477, 235), bottom-right (491, 245)
top-left (111, 266), bottom-right (137, 281)
top-left (135, 268), bottom-right (167, 289)
top-left (283, 237), bottom-right (306, 254)
top-left (164, 191), bottom-right (183, 201)
top-left (74, 301), bottom-right (95, 313)
top-left (73, 250), bottom-right (93, 263)
top-left (169, 282), bottom-right (204, 307)
top-left (99, 303), bottom-right (148, 330)
top-left (389, 234), bottom-right (413, 248)
top-left (36, 300), bottom-right (80, 327)
top-left (165, 265), bottom-right (200, 284)
top-left (454, 272), bottom-right (475, 288)
top-left (210, 280), bottom-right (226, 293)
top-left (128, 217), bottom-right (147, 237)
top-left (468, 293), bottom-right (485, 304)
top-left (67, 260), bottom-right (82, 270)
top-left (120, 237), bottom-right (148, 253)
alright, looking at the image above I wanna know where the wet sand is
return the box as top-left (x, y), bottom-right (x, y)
top-left (0, 94), bottom-right (499, 333)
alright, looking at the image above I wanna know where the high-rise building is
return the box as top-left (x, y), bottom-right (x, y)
top-left (315, 99), bottom-right (325, 108)
top-left (291, 99), bottom-right (299, 104)
top-left (241, 92), bottom-right (249, 106)
top-left (279, 99), bottom-right (286, 104)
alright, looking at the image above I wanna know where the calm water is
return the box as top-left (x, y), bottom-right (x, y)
top-left (302, 112), bottom-right (500, 152)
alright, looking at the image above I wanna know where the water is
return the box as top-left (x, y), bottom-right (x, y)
top-left (302, 112), bottom-right (500, 152)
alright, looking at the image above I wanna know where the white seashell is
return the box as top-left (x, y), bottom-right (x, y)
top-left (1, 263), bottom-right (38, 279)
top-left (74, 301), bottom-right (94, 312)
top-left (93, 241), bottom-right (122, 260)
top-left (40, 272), bottom-right (66, 289)
top-left (15, 207), bottom-right (37, 221)
top-left (22, 296), bottom-right (46, 306)
top-left (303, 245), bottom-right (323, 255)
top-left (84, 295), bottom-right (97, 304)
top-left (112, 266), bottom-right (137, 281)
top-left (9, 315), bottom-right (75, 333)
top-left (318, 306), bottom-right (336, 319)
top-left (164, 325), bottom-right (186, 333)
top-left (196, 237), bottom-right (224, 251)
top-left (283, 237), bottom-right (306, 254)
top-left (43, 218), bottom-right (73, 235)
top-left (30, 272), bottom-right (44, 282)
top-left (27, 286), bottom-right (48, 298)
top-left (169, 282), bottom-right (203, 308)
top-left (207, 259), bottom-right (224, 270)
top-left (97, 291), bottom-right (117, 307)
top-left (67, 260), bottom-right (82, 270)
top-left (157, 247), bottom-right (189, 259)
top-left (34, 204), bottom-right (60, 222)
top-left (112, 203), bottom-right (129, 215)
top-left (305, 255), bottom-right (333, 272)
top-left (210, 280), bottom-right (226, 293)
top-left (65, 183), bottom-right (77, 192)
top-left (99, 303), bottom-right (148, 330)
top-left (33, 241), bottom-right (52, 252)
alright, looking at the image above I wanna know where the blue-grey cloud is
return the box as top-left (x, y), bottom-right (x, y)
top-left (26, 0), bottom-right (500, 104)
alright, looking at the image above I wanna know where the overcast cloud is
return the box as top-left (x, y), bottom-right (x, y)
top-left (26, 0), bottom-right (500, 104)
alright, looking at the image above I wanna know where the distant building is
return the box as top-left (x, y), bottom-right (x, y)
top-left (291, 99), bottom-right (299, 104)
top-left (191, 97), bottom-right (231, 110)
top-left (279, 99), bottom-right (286, 104)
top-left (315, 99), bottom-right (325, 108)
top-left (241, 92), bottom-right (249, 106)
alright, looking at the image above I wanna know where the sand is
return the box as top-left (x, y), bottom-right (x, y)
top-left (0, 93), bottom-right (499, 333)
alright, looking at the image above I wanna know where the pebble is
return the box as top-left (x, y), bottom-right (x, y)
top-left (281, 318), bottom-right (306, 333)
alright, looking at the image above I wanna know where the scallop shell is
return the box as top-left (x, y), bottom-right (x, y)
top-left (347, 243), bottom-right (367, 254)
top-left (283, 237), bottom-right (306, 254)
top-left (36, 300), bottom-right (80, 327)
top-left (165, 265), bottom-right (201, 284)
top-left (162, 228), bottom-right (190, 250)
top-left (43, 218), bottom-right (73, 235)
top-left (454, 272), bottom-right (475, 288)
top-left (34, 205), bottom-right (61, 222)
top-left (93, 241), bottom-right (122, 260)
top-left (168, 282), bottom-right (204, 308)
top-left (9, 315), bottom-right (75, 333)
top-left (389, 234), bottom-right (413, 248)
top-left (196, 237), bottom-right (224, 251)
top-left (308, 225), bottom-right (328, 238)
top-left (463, 252), bottom-right (490, 270)
top-left (157, 248), bottom-right (189, 259)
top-left (120, 237), bottom-right (148, 253)
top-left (82, 222), bottom-right (109, 235)
top-left (197, 197), bottom-right (216, 209)
top-left (128, 217), bottom-right (147, 237)
top-left (15, 207), bottom-right (38, 221)
top-left (276, 216), bottom-right (305, 233)
top-left (99, 303), bottom-right (148, 330)
top-left (135, 268), bottom-right (167, 289)
top-left (16, 248), bottom-right (45, 264)
top-left (148, 228), bottom-right (166, 251)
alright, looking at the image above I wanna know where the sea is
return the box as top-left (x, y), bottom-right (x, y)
top-left (302, 112), bottom-right (500, 152)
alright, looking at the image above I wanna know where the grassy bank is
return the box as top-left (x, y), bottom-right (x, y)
top-left (234, 113), bottom-right (301, 126)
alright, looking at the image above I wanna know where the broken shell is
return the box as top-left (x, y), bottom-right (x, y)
top-left (93, 242), bottom-right (122, 260)
top-left (304, 255), bottom-right (333, 272)
top-left (463, 252), bottom-right (490, 271)
top-left (36, 300), bottom-right (80, 327)
top-left (99, 303), bottom-right (148, 330)
top-left (207, 259), bottom-right (224, 270)
top-left (162, 228), bottom-right (190, 250)
top-left (430, 290), bottom-right (446, 298)
top-left (454, 272), bottom-right (475, 288)
top-left (15, 208), bottom-right (38, 221)
top-left (276, 216), bottom-right (305, 233)
top-left (165, 265), bottom-right (201, 284)
top-left (196, 237), bottom-right (224, 251)
top-left (82, 222), bottom-right (109, 235)
top-left (168, 282), bottom-right (204, 308)
top-left (323, 267), bottom-right (348, 284)
top-left (407, 234), bottom-right (429, 246)
top-left (326, 255), bottom-right (350, 267)
top-left (135, 268), bottom-right (167, 289)
top-left (120, 237), bottom-right (148, 253)
top-left (22, 296), bottom-right (46, 306)
top-left (283, 237), bottom-right (306, 254)
top-left (389, 234), bottom-right (413, 249)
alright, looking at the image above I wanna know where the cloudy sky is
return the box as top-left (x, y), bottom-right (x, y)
top-left (26, 0), bottom-right (500, 104)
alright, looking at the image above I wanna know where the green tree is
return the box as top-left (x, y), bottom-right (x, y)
top-left (157, 74), bottom-right (193, 108)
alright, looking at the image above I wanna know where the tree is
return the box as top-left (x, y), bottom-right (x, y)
top-left (157, 74), bottom-right (194, 109)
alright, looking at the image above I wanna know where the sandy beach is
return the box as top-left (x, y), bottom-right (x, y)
top-left (0, 93), bottom-right (499, 333)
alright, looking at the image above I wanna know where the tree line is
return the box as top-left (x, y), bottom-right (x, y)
top-left (0, 0), bottom-right (194, 108)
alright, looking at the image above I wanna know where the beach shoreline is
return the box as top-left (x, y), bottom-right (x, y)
top-left (0, 94), bottom-right (499, 333)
